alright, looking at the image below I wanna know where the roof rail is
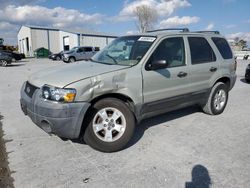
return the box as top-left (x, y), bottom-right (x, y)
top-left (146, 28), bottom-right (189, 33)
top-left (195, 31), bottom-right (220, 34)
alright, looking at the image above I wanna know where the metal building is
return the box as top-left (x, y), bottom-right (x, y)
top-left (17, 25), bottom-right (117, 57)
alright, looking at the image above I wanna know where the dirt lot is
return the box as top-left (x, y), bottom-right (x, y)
top-left (0, 59), bottom-right (250, 188)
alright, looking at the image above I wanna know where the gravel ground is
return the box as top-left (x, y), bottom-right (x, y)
top-left (0, 59), bottom-right (249, 188)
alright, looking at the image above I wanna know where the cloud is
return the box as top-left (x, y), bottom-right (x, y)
top-left (159, 16), bottom-right (200, 28)
top-left (0, 0), bottom-right (45, 8)
top-left (225, 24), bottom-right (236, 29)
top-left (116, 0), bottom-right (191, 22)
top-left (0, 5), bottom-right (103, 27)
top-left (243, 20), bottom-right (250, 24)
top-left (205, 23), bottom-right (214, 30)
top-left (227, 32), bottom-right (250, 41)
top-left (126, 30), bottom-right (139, 35)
top-left (0, 5), bottom-right (104, 44)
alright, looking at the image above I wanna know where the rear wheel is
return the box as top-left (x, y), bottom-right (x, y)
top-left (1, 60), bottom-right (8, 67)
top-left (202, 82), bottom-right (228, 115)
top-left (56, 56), bottom-right (61, 61)
top-left (83, 98), bottom-right (135, 152)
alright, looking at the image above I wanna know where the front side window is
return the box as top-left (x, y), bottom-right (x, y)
top-left (77, 48), bottom-right (84, 53)
top-left (188, 37), bottom-right (216, 64)
top-left (150, 37), bottom-right (185, 68)
top-left (91, 36), bottom-right (155, 66)
top-left (212, 37), bottom-right (233, 59)
top-left (84, 47), bottom-right (93, 52)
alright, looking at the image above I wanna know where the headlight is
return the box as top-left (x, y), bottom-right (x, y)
top-left (42, 85), bottom-right (76, 103)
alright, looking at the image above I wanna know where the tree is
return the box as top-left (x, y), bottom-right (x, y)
top-left (134, 5), bottom-right (158, 33)
top-left (234, 37), bottom-right (247, 50)
top-left (238, 39), bottom-right (247, 49)
top-left (0, 38), bottom-right (4, 46)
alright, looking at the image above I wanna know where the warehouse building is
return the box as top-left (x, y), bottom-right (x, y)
top-left (17, 25), bottom-right (117, 57)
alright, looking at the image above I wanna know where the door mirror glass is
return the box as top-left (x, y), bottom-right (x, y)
top-left (151, 60), bottom-right (168, 70)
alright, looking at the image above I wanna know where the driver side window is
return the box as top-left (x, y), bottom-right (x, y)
top-left (151, 37), bottom-right (185, 68)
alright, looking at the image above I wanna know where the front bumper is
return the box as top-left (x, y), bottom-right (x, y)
top-left (20, 82), bottom-right (90, 139)
top-left (62, 57), bottom-right (69, 62)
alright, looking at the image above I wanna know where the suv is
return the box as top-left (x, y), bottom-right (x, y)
top-left (62, 46), bottom-right (99, 63)
top-left (20, 28), bottom-right (237, 152)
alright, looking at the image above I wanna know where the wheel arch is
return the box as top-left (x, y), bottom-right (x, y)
top-left (79, 93), bottom-right (137, 138)
top-left (213, 76), bottom-right (230, 89)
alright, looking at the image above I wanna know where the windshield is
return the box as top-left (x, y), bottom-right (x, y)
top-left (68, 47), bottom-right (78, 53)
top-left (91, 36), bottom-right (156, 66)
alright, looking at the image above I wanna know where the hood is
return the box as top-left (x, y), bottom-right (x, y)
top-left (28, 61), bottom-right (127, 88)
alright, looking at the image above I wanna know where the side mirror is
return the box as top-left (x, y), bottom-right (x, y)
top-left (150, 60), bottom-right (168, 70)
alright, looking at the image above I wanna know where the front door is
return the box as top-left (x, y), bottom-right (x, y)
top-left (142, 37), bottom-right (192, 114)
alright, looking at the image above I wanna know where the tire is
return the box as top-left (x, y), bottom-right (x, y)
top-left (1, 60), bottom-right (8, 67)
top-left (83, 98), bottom-right (135, 152)
top-left (56, 56), bottom-right (61, 61)
top-left (202, 82), bottom-right (228, 115)
top-left (246, 79), bottom-right (250, 83)
top-left (69, 57), bottom-right (76, 63)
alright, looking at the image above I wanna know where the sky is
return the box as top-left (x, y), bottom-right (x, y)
top-left (0, 0), bottom-right (249, 45)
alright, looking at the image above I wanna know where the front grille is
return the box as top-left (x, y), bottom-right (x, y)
top-left (25, 82), bottom-right (39, 98)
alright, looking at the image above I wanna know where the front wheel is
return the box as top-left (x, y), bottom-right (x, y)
top-left (83, 98), bottom-right (135, 152)
top-left (202, 82), bottom-right (228, 115)
top-left (69, 57), bottom-right (76, 63)
top-left (1, 60), bottom-right (8, 67)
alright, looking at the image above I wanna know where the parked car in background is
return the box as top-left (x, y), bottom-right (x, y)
top-left (62, 46), bottom-right (99, 63)
top-left (0, 51), bottom-right (12, 67)
top-left (245, 64), bottom-right (250, 83)
top-left (49, 51), bottom-right (65, 61)
top-left (0, 50), bottom-right (23, 61)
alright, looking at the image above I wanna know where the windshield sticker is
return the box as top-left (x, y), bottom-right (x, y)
top-left (138, 37), bottom-right (156, 42)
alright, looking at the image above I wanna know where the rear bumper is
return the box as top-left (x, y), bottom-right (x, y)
top-left (230, 74), bottom-right (237, 90)
top-left (20, 82), bottom-right (90, 139)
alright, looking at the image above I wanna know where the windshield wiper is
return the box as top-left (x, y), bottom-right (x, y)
top-left (106, 54), bottom-right (118, 64)
top-left (89, 58), bottom-right (113, 65)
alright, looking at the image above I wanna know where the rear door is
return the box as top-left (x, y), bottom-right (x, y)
top-left (186, 36), bottom-right (220, 92)
top-left (83, 47), bottom-right (94, 59)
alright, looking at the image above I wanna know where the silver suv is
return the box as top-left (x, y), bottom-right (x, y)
top-left (62, 46), bottom-right (99, 63)
top-left (20, 28), bottom-right (237, 152)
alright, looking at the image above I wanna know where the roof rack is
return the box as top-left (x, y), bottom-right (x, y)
top-left (146, 28), bottom-right (189, 33)
top-left (195, 31), bottom-right (220, 34)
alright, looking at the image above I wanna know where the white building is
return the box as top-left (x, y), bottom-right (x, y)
top-left (17, 25), bottom-right (117, 57)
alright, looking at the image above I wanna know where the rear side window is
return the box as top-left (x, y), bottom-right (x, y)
top-left (188, 37), bottom-right (216, 64)
top-left (212, 37), bottom-right (233, 59)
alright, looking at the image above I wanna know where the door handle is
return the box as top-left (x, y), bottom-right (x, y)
top-left (210, 67), bottom-right (217, 72)
top-left (177, 71), bottom-right (188, 78)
